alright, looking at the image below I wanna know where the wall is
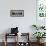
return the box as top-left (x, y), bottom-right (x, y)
top-left (0, 0), bottom-right (36, 42)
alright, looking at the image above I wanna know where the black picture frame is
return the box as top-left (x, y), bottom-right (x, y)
top-left (10, 10), bottom-right (24, 17)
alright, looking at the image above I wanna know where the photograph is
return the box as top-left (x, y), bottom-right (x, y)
top-left (10, 10), bottom-right (24, 17)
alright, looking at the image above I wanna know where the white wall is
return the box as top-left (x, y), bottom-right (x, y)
top-left (0, 0), bottom-right (36, 42)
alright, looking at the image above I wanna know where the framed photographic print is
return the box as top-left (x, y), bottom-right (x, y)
top-left (10, 10), bottom-right (24, 17)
